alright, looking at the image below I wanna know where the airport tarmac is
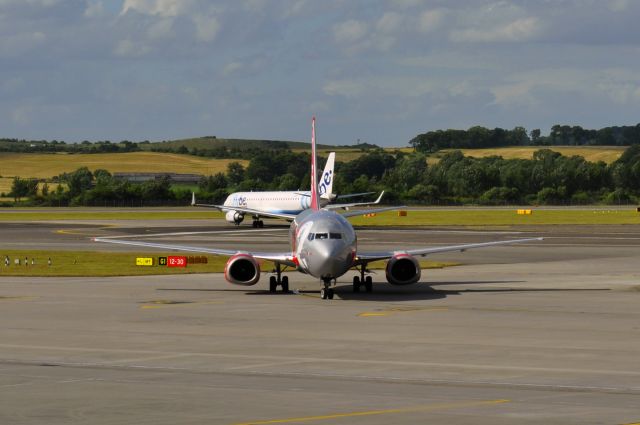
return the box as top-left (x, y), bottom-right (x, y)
top-left (1, 219), bottom-right (640, 424)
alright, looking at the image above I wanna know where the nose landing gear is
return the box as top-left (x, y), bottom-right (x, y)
top-left (321, 278), bottom-right (335, 300)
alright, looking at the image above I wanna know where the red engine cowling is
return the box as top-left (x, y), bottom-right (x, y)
top-left (224, 254), bottom-right (260, 286)
top-left (385, 254), bottom-right (421, 285)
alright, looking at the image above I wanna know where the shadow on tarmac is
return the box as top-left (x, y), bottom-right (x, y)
top-left (156, 281), bottom-right (609, 302)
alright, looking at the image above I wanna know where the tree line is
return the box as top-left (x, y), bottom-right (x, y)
top-left (410, 123), bottom-right (640, 152)
top-left (5, 146), bottom-right (640, 206)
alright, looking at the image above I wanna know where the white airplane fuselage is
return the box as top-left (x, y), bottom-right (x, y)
top-left (289, 209), bottom-right (357, 280)
top-left (223, 191), bottom-right (330, 216)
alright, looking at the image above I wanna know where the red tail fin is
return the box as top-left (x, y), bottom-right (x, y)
top-left (310, 117), bottom-right (320, 211)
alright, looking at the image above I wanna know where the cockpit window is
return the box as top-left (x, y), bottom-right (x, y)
top-left (307, 233), bottom-right (314, 241)
top-left (315, 233), bottom-right (329, 240)
top-left (329, 233), bottom-right (342, 239)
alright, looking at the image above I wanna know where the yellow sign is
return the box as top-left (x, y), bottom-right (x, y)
top-left (136, 257), bottom-right (153, 266)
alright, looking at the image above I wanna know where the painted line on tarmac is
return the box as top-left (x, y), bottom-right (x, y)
top-left (139, 300), bottom-right (223, 309)
top-left (358, 306), bottom-right (448, 317)
top-left (230, 399), bottom-right (510, 425)
top-left (98, 228), bottom-right (288, 240)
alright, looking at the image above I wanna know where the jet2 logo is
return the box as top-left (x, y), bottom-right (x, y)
top-left (232, 195), bottom-right (247, 207)
top-left (318, 170), bottom-right (332, 196)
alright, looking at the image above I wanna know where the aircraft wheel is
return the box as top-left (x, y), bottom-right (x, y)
top-left (252, 221), bottom-right (258, 228)
top-left (328, 288), bottom-right (334, 299)
top-left (281, 276), bottom-right (289, 292)
top-left (365, 276), bottom-right (373, 292)
top-left (352, 276), bottom-right (360, 293)
top-left (258, 220), bottom-right (264, 228)
top-left (269, 276), bottom-right (277, 293)
top-left (320, 288), bottom-right (327, 299)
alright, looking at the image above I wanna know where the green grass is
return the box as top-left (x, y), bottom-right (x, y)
top-left (0, 210), bottom-right (224, 221)
top-left (0, 249), bottom-right (458, 277)
top-left (349, 208), bottom-right (640, 226)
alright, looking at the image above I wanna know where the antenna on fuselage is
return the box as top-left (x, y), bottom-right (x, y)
top-left (310, 117), bottom-right (320, 211)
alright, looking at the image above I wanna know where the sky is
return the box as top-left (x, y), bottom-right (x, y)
top-left (1, 0), bottom-right (640, 146)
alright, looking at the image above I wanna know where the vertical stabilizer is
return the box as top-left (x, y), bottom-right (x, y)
top-left (310, 117), bottom-right (320, 211)
top-left (319, 152), bottom-right (335, 201)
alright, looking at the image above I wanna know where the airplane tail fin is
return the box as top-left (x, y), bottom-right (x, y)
top-left (310, 117), bottom-right (320, 211)
top-left (319, 152), bottom-right (335, 201)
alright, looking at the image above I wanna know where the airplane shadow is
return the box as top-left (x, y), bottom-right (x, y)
top-left (156, 281), bottom-right (610, 302)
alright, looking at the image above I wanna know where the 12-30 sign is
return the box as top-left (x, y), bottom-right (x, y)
top-left (166, 256), bottom-right (187, 268)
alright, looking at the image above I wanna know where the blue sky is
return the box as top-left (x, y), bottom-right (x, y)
top-left (1, 0), bottom-right (639, 146)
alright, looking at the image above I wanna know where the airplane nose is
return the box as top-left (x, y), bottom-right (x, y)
top-left (311, 243), bottom-right (350, 279)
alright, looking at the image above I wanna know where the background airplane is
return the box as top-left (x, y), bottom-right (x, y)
top-left (192, 152), bottom-right (384, 227)
top-left (96, 118), bottom-right (541, 300)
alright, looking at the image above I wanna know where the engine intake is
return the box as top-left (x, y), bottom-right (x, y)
top-left (385, 254), bottom-right (421, 285)
top-left (225, 254), bottom-right (260, 286)
top-left (225, 210), bottom-right (245, 225)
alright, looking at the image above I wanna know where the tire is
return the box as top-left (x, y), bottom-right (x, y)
top-left (282, 276), bottom-right (289, 292)
top-left (320, 288), bottom-right (327, 299)
top-left (258, 220), bottom-right (264, 228)
top-left (269, 276), bottom-right (277, 293)
top-left (365, 276), bottom-right (373, 292)
top-left (328, 289), bottom-right (334, 299)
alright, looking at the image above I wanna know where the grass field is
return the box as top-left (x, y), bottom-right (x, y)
top-left (0, 152), bottom-right (248, 179)
top-left (0, 210), bottom-right (224, 221)
top-left (1, 207), bottom-right (638, 225)
top-left (349, 208), bottom-right (640, 226)
top-left (0, 249), bottom-right (456, 277)
top-left (436, 146), bottom-right (625, 164)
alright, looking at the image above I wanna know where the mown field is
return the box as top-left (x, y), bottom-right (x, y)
top-left (434, 146), bottom-right (626, 164)
top-left (0, 152), bottom-right (248, 179)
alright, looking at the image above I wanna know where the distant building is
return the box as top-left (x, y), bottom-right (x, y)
top-left (113, 173), bottom-right (203, 184)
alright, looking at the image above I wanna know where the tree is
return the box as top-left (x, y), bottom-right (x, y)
top-left (226, 162), bottom-right (245, 186)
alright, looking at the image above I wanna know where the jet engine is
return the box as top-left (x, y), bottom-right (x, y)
top-left (224, 254), bottom-right (260, 286)
top-left (225, 210), bottom-right (244, 225)
top-left (385, 254), bottom-right (421, 285)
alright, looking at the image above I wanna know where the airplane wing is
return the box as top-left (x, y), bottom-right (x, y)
top-left (325, 191), bottom-right (385, 210)
top-left (355, 237), bottom-right (543, 262)
top-left (192, 202), bottom-right (297, 221)
top-left (340, 204), bottom-right (405, 218)
top-left (93, 237), bottom-right (297, 266)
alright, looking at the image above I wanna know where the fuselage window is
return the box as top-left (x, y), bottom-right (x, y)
top-left (329, 233), bottom-right (342, 239)
top-left (315, 233), bottom-right (328, 240)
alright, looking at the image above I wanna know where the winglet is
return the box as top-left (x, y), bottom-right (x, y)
top-left (374, 191), bottom-right (384, 204)
top-left (310, 117), bottom-right (320, 211)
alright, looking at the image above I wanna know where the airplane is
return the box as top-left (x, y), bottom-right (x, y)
top-left (192, 151), bottom-right (384, 227)
top-left (95, 118), bottom-right (542, 300)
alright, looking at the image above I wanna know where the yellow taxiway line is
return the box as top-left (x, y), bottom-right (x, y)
top-left (231, 399), bottom-right (510, 425)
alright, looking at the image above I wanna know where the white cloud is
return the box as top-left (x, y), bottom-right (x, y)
top-left (376, 12), bottom-right (402, 33)
top-left (451, 17), bottom-right (540, 43)
top-left (147, 18), bottom-right (174, 40)
top-left (120, 0), bottom-right (194, 17)
top-left (333, 19), bottom-right (368, 44)
top-left (193, 14), bottom-right (220, 42)
top-left (417, 9), bottom-right (444, 32)
top-left (83, 1), bottom-right (104, 18)
top-left (222, 61), bottom-right (243, 76)
top-left (114, 39), bottom-right (150, 57)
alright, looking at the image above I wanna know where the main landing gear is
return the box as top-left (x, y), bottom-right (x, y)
top-left (352, 264), bottom-right (373, 293)
top-left (320, 278), bottom-right (334, 300)
top-left (269, 263), bottom-right (289, 293)
top-left (252, 219), bottom-right (264, 228)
